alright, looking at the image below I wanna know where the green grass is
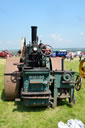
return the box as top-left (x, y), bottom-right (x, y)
top-left (0, 58), bottom-right (85, 128)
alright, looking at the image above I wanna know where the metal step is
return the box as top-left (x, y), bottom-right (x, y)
top-left (21, 91), bottom-right (51, 96)
top-left (22, 96), bottom-right (49, 99)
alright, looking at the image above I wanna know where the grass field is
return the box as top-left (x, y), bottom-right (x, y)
top-left (0, 58), bottom-right (85, 128)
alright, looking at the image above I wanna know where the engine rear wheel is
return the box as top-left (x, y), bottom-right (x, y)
top-left (4, 57), bottom-right (20, 100)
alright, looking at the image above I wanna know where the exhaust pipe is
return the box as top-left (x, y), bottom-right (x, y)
top-left (31, 26), bottom-right (37, 44)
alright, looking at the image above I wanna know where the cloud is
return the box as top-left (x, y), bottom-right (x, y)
top-left (0, 40), bottom-right (21, 50)
top-left (39, 34), bottom-right (44, 38)
top-left (50, 33), bottom-right (64, 41)
top-left (50, 33), bottom-right (72, 43)
top-left (80, 32), bottom-right (84, 36)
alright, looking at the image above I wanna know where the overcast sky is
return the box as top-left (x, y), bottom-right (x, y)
top-left (0, 0), bottom-right (85, 50)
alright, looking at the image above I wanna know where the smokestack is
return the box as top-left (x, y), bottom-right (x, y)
top-left (31, 26), bottom-right (37, 44)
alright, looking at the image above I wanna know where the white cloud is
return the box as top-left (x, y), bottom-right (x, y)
top-left (39, 34), bottom-right (44, 38)
top-left (50, 33), bottom-right (64, 41)
top-left (0, 40), bottom-right (21, 50)
top-left (80, 32), bottom-right (84, 36)
top-left (50, 33), bottom-right (72, 43)
top-left (49, 33), bottom-right (72, 48)
top-left (50, 33), bottom-right (57, 40)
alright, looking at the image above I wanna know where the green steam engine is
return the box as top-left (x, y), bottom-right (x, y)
top-left (4, 26), bottom-right (79, 107)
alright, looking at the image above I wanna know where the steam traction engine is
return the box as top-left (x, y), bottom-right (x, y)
top-left (4, 26), bottom-right (80, 107)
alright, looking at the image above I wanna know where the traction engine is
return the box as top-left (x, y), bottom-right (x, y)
top-left (4, 26), bottom-right (82, 107)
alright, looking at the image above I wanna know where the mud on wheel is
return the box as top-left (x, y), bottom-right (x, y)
top-left (10, 71), bottom-right (18, 83)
